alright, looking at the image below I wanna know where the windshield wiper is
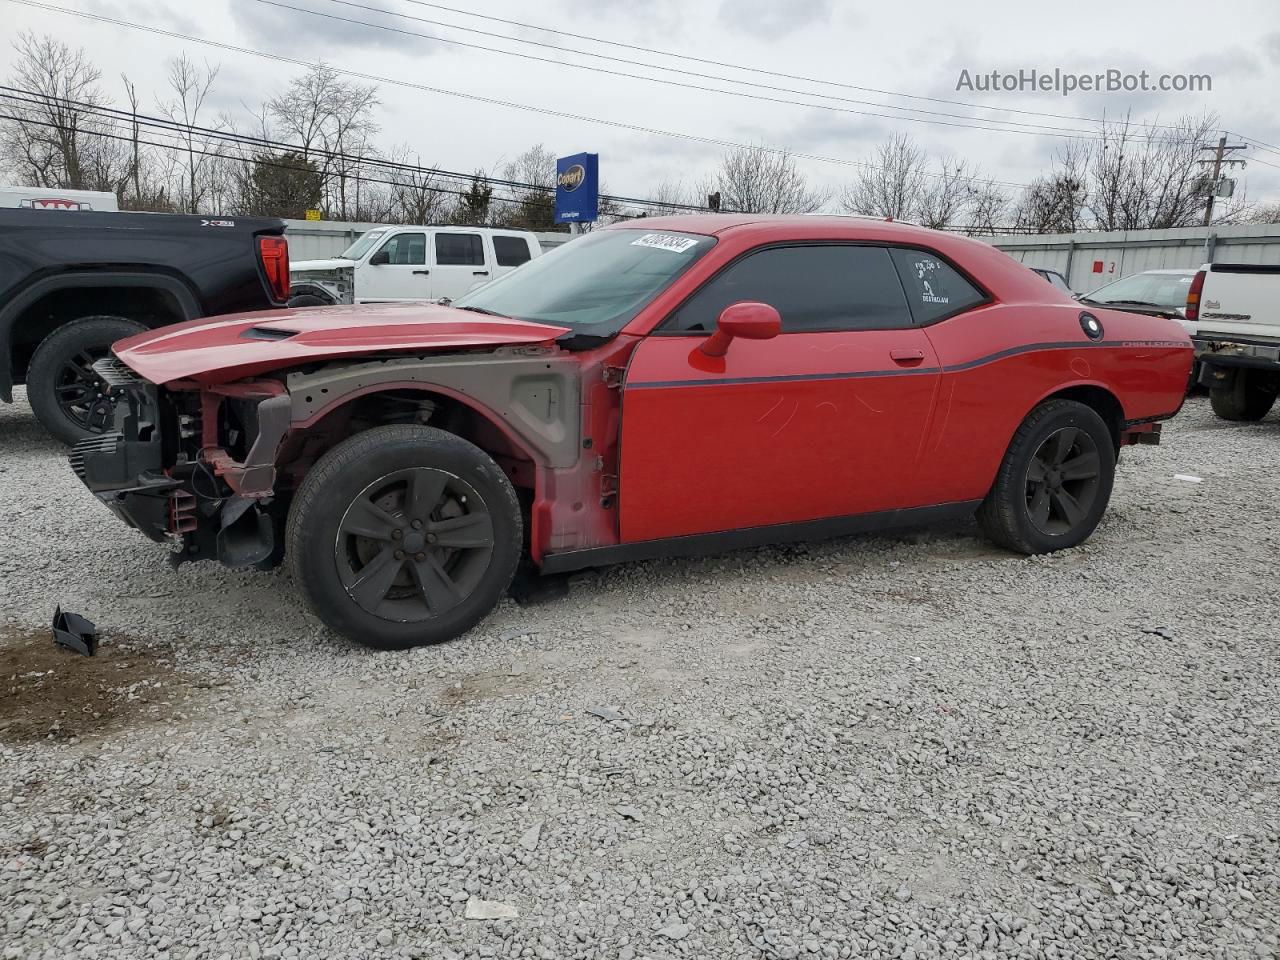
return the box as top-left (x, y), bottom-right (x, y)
top-left (1095, 299), bottom-right (1168, 308)
top-left (454, 305), bottom-right (511, 318)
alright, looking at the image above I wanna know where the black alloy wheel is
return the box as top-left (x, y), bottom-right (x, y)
top-left (26, 316), bottom-right (147, 444)
top-left (286, 424), bottom-right (523, 649)
top-left (1023, 426), bottom-right (1102, 537)
top-left (54, 348), bottom-right (118, 433)
top-left (336, 467), bottom-right (495, 621)
top-left (977, 398), bottom-right (1116, 555)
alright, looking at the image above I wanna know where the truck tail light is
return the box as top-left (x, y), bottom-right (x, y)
top-left (1185, 268), bottom-right (1206, 322)
top-left (258, 235), bottom-right (290, 303)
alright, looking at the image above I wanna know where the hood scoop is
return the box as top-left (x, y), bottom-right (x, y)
top-left (241, 326), bottom-right (299, 341)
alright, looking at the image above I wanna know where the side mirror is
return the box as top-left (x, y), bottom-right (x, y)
top-left (369, 250), bottom-right (391, 265)
top-left (700, 301), bottom-right (781, 357)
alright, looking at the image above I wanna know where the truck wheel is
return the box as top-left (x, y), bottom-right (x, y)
top-left (287, 294), bottom-right (331, 308)
top-left (1209, 369), bottom-right (1279, 422)
top-left (26, 316), bottom-right (147, 444)
top-left (977, 399), bottom-right (1116, 555)
top-left (285, 425), bottom-right (523, 650)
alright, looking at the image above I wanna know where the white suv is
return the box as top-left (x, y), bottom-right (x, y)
top-left (289, 227), bottom-right (551, 306)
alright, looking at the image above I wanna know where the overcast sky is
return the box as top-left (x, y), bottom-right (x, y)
top-left (4, 0), bottom-right (1279, 211)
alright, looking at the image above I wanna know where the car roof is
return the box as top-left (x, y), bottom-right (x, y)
top-left (611, 213), bottom-right (954, 243)
top-left (607, 213), bottom-right (1072, 305)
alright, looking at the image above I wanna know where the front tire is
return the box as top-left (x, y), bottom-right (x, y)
top-left (285, 425), bottom-right (522, 650)
top-left (1209, 369), bottom-right (1279, 422)
top-left (978, 399), bottom-right (1116, 555)
top-left (26, 316), bottom-right (147, 444)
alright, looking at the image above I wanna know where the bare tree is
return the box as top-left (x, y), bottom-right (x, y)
top-left (965, 180), bottom-right (1011, 235)
top-left (0, 31), bottom-right (126, 191)
top-left (842, 134), bottom-right (926, 220)
top-left (1247, 202), bottom-right (1280, 224)
top-left (643, 177), bottom-right (717, 216)
top-left (914, 156), bottom-right (979, 229)
top-left (714, 144), bottom-right (826, 214)
top-left (495, 144), bottom-right (556, 227)
top-left (1087, 112), bottom-right (1217, 230)
top-left (1011, 142), bottom-right (1089, 234)
top-left (385, 147), bottom-right (447, 224)
top-left (268, 64), bottom-right (379, 219)
top-left (156, 55), bottom-right (230, 214)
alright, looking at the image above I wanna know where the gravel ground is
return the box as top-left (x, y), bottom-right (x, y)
top-left (2, 387), bottom-right (1278, 960)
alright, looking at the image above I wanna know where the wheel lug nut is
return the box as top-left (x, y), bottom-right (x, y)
top-left (415, 552), bottom-right (426, 561)
top-left (427, 533), bottom-right (437, 544)
top-left (411, 519), bottom-right (423, 530)
top-left (394, 550), bottom-right (405, 560)
top-left (392, 529), bottom-right (402, 539)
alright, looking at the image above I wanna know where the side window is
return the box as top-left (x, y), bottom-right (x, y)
top-left (889, 248), bottom-right (986, 324)
top-left (377, 233), bottom-right (426, 266)
top-left (436, 233), bottom-right (485, 266)
top-left (667, 245), bottom-right (911, 333)
top-left (493, 235), bottom-right (533, 267)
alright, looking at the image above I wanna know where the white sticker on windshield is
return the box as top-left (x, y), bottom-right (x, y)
top-left (630, 233), bottom-right (699, 254)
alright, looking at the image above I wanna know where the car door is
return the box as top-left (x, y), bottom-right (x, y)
top-left (618, 244), bottom-right (942, 544)
top-left (431, 231), bottom-right (490, 301)
top-left (358, 231), bottom-right (430, 302)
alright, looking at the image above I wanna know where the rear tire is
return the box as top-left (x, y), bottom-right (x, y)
top-left (287, 294), bottom-right (331, 308)
top-left (978, 399), bottom-right (1116, 555)
top-left (1209, 369), bottom-right (1279, 422)
top-left (285, 425), bottom-right (522, 650)
top-left (26, 316), bottom-right (147, 444)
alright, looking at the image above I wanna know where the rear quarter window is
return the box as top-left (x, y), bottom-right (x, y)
top-left (494, 235), bottom-right (533, 267)
top-left (890, 248), bottom-right (986, 324)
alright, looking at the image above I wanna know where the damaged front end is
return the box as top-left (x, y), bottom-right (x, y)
top-left (69, 358), bottom-right (290, 569)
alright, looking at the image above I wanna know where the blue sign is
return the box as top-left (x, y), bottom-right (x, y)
top-left (554, 152), bottom-right (599, 224)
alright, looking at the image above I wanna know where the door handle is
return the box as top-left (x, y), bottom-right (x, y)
top-left (412, 269), bottom-right (430, 275)
top-left (890, 348), bottom-right (926, 365)
top-left (473, 270), bottom-right (490, 276)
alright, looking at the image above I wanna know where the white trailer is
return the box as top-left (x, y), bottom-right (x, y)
top-left (0, 186), bottom-right (119, 211)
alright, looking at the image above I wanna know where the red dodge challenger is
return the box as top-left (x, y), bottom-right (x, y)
top-left (71, 215), bottom-right (1193, 648)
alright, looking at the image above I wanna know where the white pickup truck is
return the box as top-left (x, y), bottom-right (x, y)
top-left (289, 226), bottom-right (562, 306)
top-left (1191, 262), bottom-right (1280, 421)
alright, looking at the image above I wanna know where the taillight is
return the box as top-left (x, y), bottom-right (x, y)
top-left (258, 235), bottom-right (290, 303)
top-left (1185, 268), bottom-right (1206, 322)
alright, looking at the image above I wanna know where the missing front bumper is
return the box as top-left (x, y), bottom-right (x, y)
top-left (68, 363), bottom-right (280, 568)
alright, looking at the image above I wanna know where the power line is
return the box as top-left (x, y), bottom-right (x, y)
top-left (3, 0), bottom-right (1031, 190)
top-left (260, 0), bottom-right (1130, 143)
top-left (0, 107), bottom-right (632, 220)
top-left (395, 0), bottom-right (1199, 137)
top-left (0, 87), bottom-right (697, 213)
top-left (1227, 131), bottom-right (1280, 160)
top-left (304, 0), bottom-right (1113, 139)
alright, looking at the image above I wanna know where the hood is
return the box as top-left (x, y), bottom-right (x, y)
top-left (291, 257), bottom-right (356, 273)
top-left (113, 302), bottom-right (571, 386)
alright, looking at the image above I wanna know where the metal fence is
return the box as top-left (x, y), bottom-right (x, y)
top-left (282, 218), bottom-right (571, 261)
top-left (977, 223), bottom-right (1280, 294)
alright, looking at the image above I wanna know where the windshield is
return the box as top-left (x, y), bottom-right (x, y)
top-left (1085, 271), bottom-right (1193, 310)
top-left (340, 228), bottom-right (390, 261)
top-left (452, 229), bottom-right (716, 332)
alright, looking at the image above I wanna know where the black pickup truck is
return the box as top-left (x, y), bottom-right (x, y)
top-left (0, 209), bottom-right (289, 442)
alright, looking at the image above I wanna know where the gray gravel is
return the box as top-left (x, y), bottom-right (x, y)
top-left (2, 386), bottom-right (1278, 959)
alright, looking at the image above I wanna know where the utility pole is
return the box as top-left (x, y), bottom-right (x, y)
top-left (1198, 134), bottom-right (1248, 226)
